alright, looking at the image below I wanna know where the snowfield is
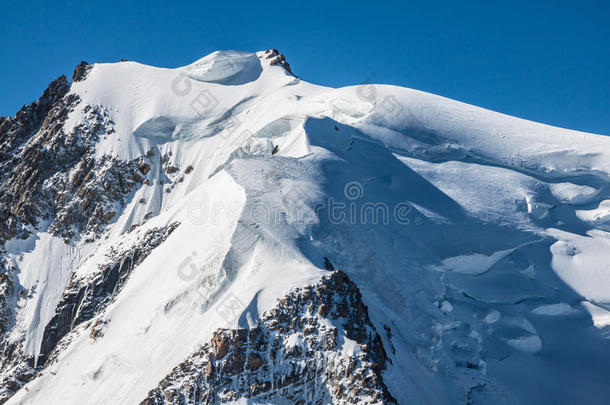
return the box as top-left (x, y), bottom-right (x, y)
top-left (3, 49), bottom-right (610, 404)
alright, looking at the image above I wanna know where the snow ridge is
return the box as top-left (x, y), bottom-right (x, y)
top-left (1, 49), bottom-right (610, 405)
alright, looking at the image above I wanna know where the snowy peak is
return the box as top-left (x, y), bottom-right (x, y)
top-left (65, 49), bottom-right (301, 162)
top-left (1, 50), bottom-right (610, 405)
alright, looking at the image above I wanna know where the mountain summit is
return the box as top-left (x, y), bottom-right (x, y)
top-left (1, 50), bottom-right (610, 404)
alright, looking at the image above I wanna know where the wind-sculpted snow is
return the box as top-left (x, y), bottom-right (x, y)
top-left (2, 49), bottom-right (610, 405)
top-left (185, 50), bottom-right (262, 84)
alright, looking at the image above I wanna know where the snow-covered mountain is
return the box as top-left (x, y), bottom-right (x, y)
top-left (1, 49), bottom-right (610, 404)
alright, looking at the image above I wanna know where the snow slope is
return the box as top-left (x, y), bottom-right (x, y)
top-left (3, 49), bottom-right (610, 404)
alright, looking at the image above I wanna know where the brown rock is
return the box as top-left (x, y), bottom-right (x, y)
top-left (247, 353), bottom-right (264, 370)
top-left (211, 333), bottom-right (229, 359)
top-left (139, 163), bottom-right (151, 175)
top-left (72, 61), bottom-right (92, 82)
top-left (104, 211), bottom-right (116, 223)
top-left (205, 361), bottom-right (214, 377)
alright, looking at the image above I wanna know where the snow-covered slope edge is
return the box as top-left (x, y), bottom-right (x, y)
top-left (141, 270), bottom-right (396, 405)
top-left (1, 49), bottom-right (610, 404)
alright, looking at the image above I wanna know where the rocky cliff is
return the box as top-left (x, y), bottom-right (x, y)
top-left (142, 271), bottom-right (396, 405)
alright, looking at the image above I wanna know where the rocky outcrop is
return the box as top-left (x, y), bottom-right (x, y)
top-left (141, 271), bottom-right (396, 404)
top-left (0, 75), bottom-right (70, 242)
top-left (0, 60), bottom-right (181, 402)
top-left (47, 151), bottom-right (151, 242)
top-left (0, 258), bottom-right (34, 404)
top-left (39, 222), bottom-right (180, 367)
top-left (0, 269), bottom-right (13, 344)
top-left (72, 61), bottom-right (92, 82)
top-left (0, 260), bottom-right (17, 378)
top-left (264, 49), bottom-right (293, 75)
top-left (0, 223), bottom-right (179, 403)
top-left (0, 76), bottom-right (76, 400)
top-left (0, 75), bottom-right (83, 243)
top-left (0, 67), bottom-right (157, 245)
top-left (0, 349), bottom-right (35, 404)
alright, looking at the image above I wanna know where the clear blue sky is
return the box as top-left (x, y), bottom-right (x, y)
top-left (2, 0), bottom-right (608, 134)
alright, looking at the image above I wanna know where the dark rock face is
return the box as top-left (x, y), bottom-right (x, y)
top-left (142, 271), bottom-right (396, 404)
top-left (0, 223), bottom-right (179, 403)
top-left (0, 351), bottom-right (35, 404)
top-left (72, 61), bottom-right (92, 82)
top-left (0, 77), bottom-right (75, 400)
top-left (0, 76), bottom-right (86, 243)
top-left (39, 222), bottom-right (180, 367)
top-left (0, 258), bottom-right (35, 404)
top-left (0, 71), bottom-right (153, 245)
top-left (47, 151), bottom-right (149, 241)
top-left (264, 49), bottom-right (293, 75)
top-left (0, 75), bottom-right (71, 243)
top-left (0, 269), bottom-right (13, 344)
top-left (0, 63), bottom-right (181, 403)
top-left (0, 75), bottom-right (69, 166)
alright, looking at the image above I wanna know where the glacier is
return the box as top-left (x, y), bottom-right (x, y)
top-left (0, 49), bottom-right (609, 404)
